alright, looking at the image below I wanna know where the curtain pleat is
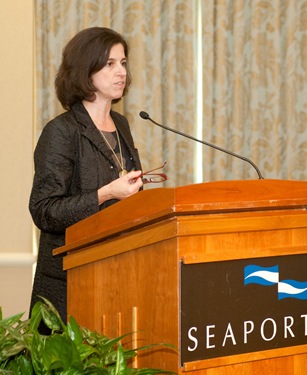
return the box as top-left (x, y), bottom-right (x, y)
top-left (202, 1), bottom-right (307, 180)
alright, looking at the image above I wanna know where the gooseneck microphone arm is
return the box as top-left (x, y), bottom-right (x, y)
top-left (139, 111), bottom-right (264, 180)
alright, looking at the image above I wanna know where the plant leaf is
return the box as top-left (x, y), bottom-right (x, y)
top-left (1, 323), bottom-right (24, 343)
top-left (29, 301), bottom-right (43, 332)
top-left (41, 306), bottom-right (62, 332)
top-left (0, 370), bottom-right (13, 374)
top-left (31, 332), bottom-right (48, 374)
top-left (60, 369), bottom-right (84, 375)
top-left (67, 316), bottom-right (83, 346)
top-left (114, 343), bottom-right (128, 375)
top-left (39, 296), bottom-right (66, 332)
top-left (0, 313), bottom-right (24, 328)
top-left (11, 355), bottom-right (34, 375)
top-left (42, 334), bottom-right (83, 372)
top-left (0, 342), bottom-right (25, 361)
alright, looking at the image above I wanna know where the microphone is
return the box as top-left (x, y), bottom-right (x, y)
top-left (139, 111), bottom-right (264, 179)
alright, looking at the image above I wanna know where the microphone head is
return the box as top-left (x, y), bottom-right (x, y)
top-left (139, 111), bottom-right (150, 120)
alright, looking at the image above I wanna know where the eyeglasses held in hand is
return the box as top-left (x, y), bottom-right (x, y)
top-left (139, 161), bottom-right (168, 184)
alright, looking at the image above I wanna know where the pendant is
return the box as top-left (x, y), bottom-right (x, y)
top-left (119, 169), bottom-right (128, 177)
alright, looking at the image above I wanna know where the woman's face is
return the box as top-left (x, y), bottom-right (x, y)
top-left (91, 43), bottom-right (127, 102)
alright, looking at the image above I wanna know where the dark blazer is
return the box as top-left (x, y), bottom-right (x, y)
top-left (29, 102), bottom-right (142, 321)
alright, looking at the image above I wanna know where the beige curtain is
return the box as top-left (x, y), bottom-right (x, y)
top-left (35, 0), bottom-right (306, 186)
top-left (202, 0), bottom-right (307, 181)
top-left (35, 0), bottom-right (196, 188)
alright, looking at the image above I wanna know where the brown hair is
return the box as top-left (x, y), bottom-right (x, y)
top-left (55, 27), bottom-right (132, 110)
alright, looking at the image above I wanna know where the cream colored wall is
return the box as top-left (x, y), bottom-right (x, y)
top-left (0, 0), bottom-right (35, 318)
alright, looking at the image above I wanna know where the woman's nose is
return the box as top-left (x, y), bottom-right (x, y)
top-left (117, 63), bottom-right (126, 75)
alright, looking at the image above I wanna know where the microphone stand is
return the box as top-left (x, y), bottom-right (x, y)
top-left (139, 111), bottom-right (264, 180)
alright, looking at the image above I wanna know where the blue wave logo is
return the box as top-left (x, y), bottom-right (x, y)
top-left (278, 280), bottom-right (307, 300)
top-left (244, 265), bottom-right (307, 300)
top-left (244, 265), bottom-right (279, 286)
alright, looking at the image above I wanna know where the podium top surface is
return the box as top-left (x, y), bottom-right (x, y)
top-left (53, 179), bottom-right (307, 256)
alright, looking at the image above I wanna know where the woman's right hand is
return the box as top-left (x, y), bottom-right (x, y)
top-left (97, 170), bottom-right (143, 205)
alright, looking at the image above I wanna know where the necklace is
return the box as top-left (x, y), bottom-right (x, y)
top-left (100, 127), bottom-right (128, 177)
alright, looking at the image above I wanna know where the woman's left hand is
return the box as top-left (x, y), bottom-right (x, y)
top-left (97, 170), bottom-right (143, 204)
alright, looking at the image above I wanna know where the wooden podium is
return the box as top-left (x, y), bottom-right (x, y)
top-left (54, 180), bottom-right (307, 374)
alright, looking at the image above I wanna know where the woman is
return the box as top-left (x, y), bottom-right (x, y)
top-left (29, 27), bottom-right (143, 323)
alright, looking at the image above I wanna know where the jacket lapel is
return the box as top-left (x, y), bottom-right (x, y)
top-left (72, 102), bottom-right (115, 164)
top-left (111, 111), bottom-right (142, 171)
top-left (71, 102), bottom-right (141, 171)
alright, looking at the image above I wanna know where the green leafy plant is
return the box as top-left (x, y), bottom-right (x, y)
top-left (0, 297), bottom-right (176, 374)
